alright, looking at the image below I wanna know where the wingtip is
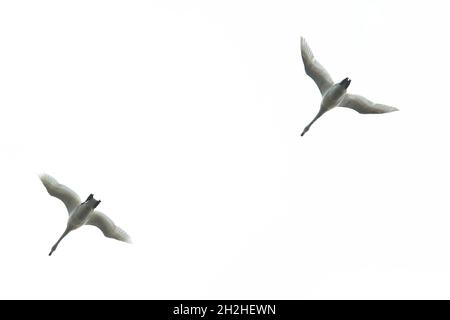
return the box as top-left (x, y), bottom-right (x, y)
top-left (387, 106), bottom-right (399, 113)
top-left (119, 229), bottom-right (132, 244)
top-left (300, 37), bottom-right (313, 58)
top-left (38, 173), bottom-right (50, 183)
top-left (300, 36), bottom-right (306, 47)
top-left (126, 238), bottom-right (133, 244)
top-left (38, 173), bottom-right (56, 186)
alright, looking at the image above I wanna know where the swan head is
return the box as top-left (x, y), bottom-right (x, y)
top-left (82, 194), bottom-right (101, 209)
top-left (339, 77), bottom-right (351, 89)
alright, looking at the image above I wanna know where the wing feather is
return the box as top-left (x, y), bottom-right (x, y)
top-left (339, 94), bottom-right (398, 114)
top-left (87, 211), bottom-right (131, 243)
top-left (39, 174), bottom-right (81, 214)
top-left (301, 37), bottom-right (334, 96)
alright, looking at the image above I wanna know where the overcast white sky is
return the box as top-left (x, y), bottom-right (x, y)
top-left (1, 0), bottom-right (450, 299)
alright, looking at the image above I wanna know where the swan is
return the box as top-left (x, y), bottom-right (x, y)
top-left (39, 174), bottom-right (131, 256)
top-left (300, 37), bottom-right (398, 136)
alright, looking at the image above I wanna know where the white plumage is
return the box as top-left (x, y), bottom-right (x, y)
top-left (40, 174), bottom-right (131, 256)
top-left (300, 37), bottom-right (398, 136)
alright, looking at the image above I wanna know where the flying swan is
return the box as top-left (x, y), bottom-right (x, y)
top-left (300, 37), bottom-right (398, 136)
top-left (39, 174), bottom-right (131, 256)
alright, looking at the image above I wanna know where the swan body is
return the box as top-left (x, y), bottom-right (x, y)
top-left (39, 174), bottom-right (131, 256)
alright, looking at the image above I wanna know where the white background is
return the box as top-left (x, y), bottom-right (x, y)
top-left (0, 0), bottom-right (449, 299)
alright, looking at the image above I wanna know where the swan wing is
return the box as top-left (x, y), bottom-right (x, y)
top-left (301, 37), bottom-right (334, 96)
top-left (339, 94), bottom-right (398, 114)
top-left (87, 211), bottom-right (131, 243)
top-left (39, 174), bottom-right (81, 214)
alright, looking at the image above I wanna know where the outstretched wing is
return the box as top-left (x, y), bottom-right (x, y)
top-left (301, 37), bottom-right (334, 96)
top-left (87, 211), bottom-right (131, 243)
top-left (39, 174), bottom-right (81, 214)
top-left (339, 94), bottom-right (398, 114)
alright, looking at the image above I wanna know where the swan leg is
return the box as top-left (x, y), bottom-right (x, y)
top-left (49, 229), bottom-right (70, 256)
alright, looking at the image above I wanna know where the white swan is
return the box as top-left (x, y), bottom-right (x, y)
top-left (300, 37), bottom-right (398, 136)
top-left (39, 174), bottom-right (131, 256)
